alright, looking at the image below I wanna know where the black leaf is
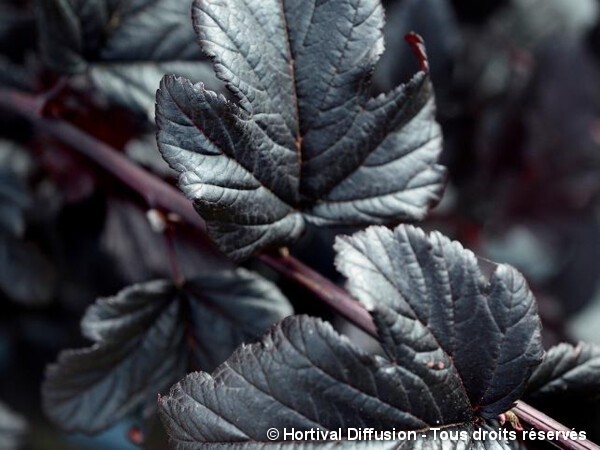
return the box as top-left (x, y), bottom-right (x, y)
top-left (526, 342), bottom-right (600, 400)
top-left (43, 280), bottom-right (186, 433)
top-left (43, 269), bottom-right (292, 434)
top-left (160, 316), bottom-right (514, 449)
top-left (523, 342), bottom-right (600, 440)
top-left (158, 225), bottom-right (542, 447)
top-left (335, 225), bottom-right (544, 418)
top-left (185, 269), bottom-right (294, 371)
top-left (35, 0), bottom-right (222, 117)
top-left (156, 0), bottom-right (446, 260)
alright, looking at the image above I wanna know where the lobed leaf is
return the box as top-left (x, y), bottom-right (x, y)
top-left (43, 280), bottom-right (186, 433)
top-left (43, 269), bottom-right (292, 434)
top-left (335, 225), bottom-right (544, 418)
top-left (185, 269), bottom-right (294, 370)
top-left (162, 440), bottom-right (510, 450)
top-left (522, 342), bottom-right (600, 440)
top-left (158, 225), bottom-right (543, 447)
top-left (160, 316), bottom-right (513, 449)
top-left (526, 342), bottom-right (600, 399)
top-left (157, 0), bottom-right (446, 259)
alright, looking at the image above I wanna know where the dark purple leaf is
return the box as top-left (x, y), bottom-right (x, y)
top-left (185, 269), bottom-right (293, 371)
top-left (43, 269), bottom-right (292, 434)
top-left (163, 440), bottom-right (511, 450)
top-left (160, 316), bottom-right (514, 449)
top-left (35, 0), bottom-right (222, 116)
top-left (158, 226), bottom-right (540, 447)
top-left (43, 280), bottom-right (186, 433)
top-left (523, 343), bottom-right (600, 439)
top-left (335, 225), bottom-right (544, 418)
top-left (156, 0), bottom-right (446, 260)
top-left (526, 342), bottom-right (600, 400)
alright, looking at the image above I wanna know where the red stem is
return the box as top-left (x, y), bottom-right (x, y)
top-left (0, 87), bottom-right (596, 450)
top-left (259, 252), bottom-right (377, 337)
top-left (0, 89), bottom-right (209, 232)
top-left (513, 401), bottom-right (600, 450)
top-left (0, 88), bottom-right (225, 259)
top-left (164, 223), bottom-right (185, 286)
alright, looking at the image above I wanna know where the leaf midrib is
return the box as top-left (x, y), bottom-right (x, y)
top-left (277, 0), bottom-right (304, 180)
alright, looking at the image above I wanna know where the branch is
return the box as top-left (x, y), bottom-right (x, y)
top-left (0, 87), bottom-right (373, 330)
top-left (0, 87), bottom-right (596, 450)
top-left (513, 401), bottom-right (600, 450)
top-left (258, 251), bottom-right (377, 337)
top-left (0, 88), bottom-right (214, 245)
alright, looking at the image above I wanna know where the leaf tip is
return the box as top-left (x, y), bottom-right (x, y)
top-left (404, 32), bottom-right (430, 73)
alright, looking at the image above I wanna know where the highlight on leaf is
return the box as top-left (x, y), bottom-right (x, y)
top-left (42, 269), bottom-right (292, 434)
top-left (523, 342), bottom-right (600, 437)
top-left (156, 0), bottom-right (447, 260)
top-left (158, 225), bottom-right (543, 448)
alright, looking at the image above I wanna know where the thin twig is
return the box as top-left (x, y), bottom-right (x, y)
top-left (0, 87), bottom-right (597, 450)
top-left (164, 222), bottom-right (185, 287)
